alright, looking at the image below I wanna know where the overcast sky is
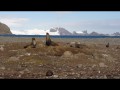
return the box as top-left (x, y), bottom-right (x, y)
top-left (0, 11), bottom-right (120, 34)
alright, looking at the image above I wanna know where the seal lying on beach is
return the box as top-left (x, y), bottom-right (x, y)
top-left (45, 33), bottom-right (58, 46)
top-left (24, 38), bottom-right (37, 48)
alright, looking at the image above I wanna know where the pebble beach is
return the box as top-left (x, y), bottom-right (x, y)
top-left (0, 36), bottom-right (120, 79)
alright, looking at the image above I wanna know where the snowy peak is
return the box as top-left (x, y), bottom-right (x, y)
top-left (50, 27), bottom-right (72, 35)
top-left (73, 30), bottom-right (88, 35)
top-left (11, 27), bottom-right (120, 36)
top-left (11, 27), bottom-right (72, 35)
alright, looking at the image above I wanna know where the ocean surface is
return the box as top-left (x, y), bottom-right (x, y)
top-left (0, 34), bottom-right (120, 38)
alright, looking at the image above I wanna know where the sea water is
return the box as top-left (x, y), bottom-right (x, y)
top-left (0, 34), bottom-right (120, 38)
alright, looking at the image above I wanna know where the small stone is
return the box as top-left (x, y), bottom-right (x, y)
top-left (0, 46), bottom-right (4, 51)
top-left (71, 72), bottom-right (75, 75)
top-left (25, 53), bottom-right (31, 56)
top-left (0, 77), bottom-right (4, 79)
top-left (70, 42), bottom-right (75, 47)
top-left (53, 75), bottom-right (58, 78)
top-left (38, 65), bottom-right (43, 67)
top-left (62, 51), bottom-right (73, 58)
top-left (77, 64), bottom-right (82, 68)
top-left (103, 75), bottom-right (107, 79)
top-left (46, 70), bottom-right (53, 76)
top-left (19, 71), bottom-right (24, 74)
top-left (80, 71), bottom-right (86, 75)
top-left (24, 68), bottom-right (29, 72)
top-left (70, 42), bottom-right (80, 48)
top-left (8, 57), bottom-right (19, 61)
top-left (92, 64), bottom-right (96, 68)
top-left (0, 67), bottom-right (5, 70)
top-left (99, 62), bottom-right (108, 68)
top-left (102, 54), bottom-right (108, 57)
top-left (98, 71), bottom-right (101, 73)
top-left (18, 74), bottom-right (22, 78)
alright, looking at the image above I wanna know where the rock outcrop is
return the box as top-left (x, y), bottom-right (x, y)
top-left (0, 22), bottom-right (12, 34)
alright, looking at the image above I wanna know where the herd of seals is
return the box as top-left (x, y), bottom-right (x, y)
top-left (24, 32), bottom-right (58, 49)
top-left (24, 32), bottom-right (110, 49)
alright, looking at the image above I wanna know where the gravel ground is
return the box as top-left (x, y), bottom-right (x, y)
top-left (0, 37), bottom-right (120, 79)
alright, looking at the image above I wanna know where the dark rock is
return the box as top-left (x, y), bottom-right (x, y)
top-left (106, 43), bottom-right (109, 48)
top-left (70, 42), bottom-right (80, 48)
top-left (116, 46), bottom-right (120, 49)
top-left (106, 75), bottom-right (113, 79)
top-left (0, 22), bottom-right (12, 34)
top-left (46, 70), bottom-right (53, 76)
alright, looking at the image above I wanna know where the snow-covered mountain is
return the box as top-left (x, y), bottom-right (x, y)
top-left (11, 27), bottom-right (120, 36)
top-left (50, 27), bottom-right (72, 35)
top-left (11, 27), bottom-right (73, 35)
top-left (11, 28), bottom-right (59, 35)
top-left (112, 32), bottom-right (120, 36)
top-left (73, 30), bottom-right (88, 35)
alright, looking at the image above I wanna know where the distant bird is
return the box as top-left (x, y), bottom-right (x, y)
top-left (106, 43), bottom-right (109, 48)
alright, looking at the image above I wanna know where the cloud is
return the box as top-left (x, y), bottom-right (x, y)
top-left (55, 11), bottom-right (72, 14)
top-left (11, 28), bottom-right (59, 35)
top-left (54, 11), bottom-right (72, 18)
top-left (11, 29), bottom-right (44, 35)
top-left (58, 19), bottom-right (120, 33)
top-left (0, 17), bottom-right (29, 27)
top-left (8, 17), bottom-right (120, 35)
